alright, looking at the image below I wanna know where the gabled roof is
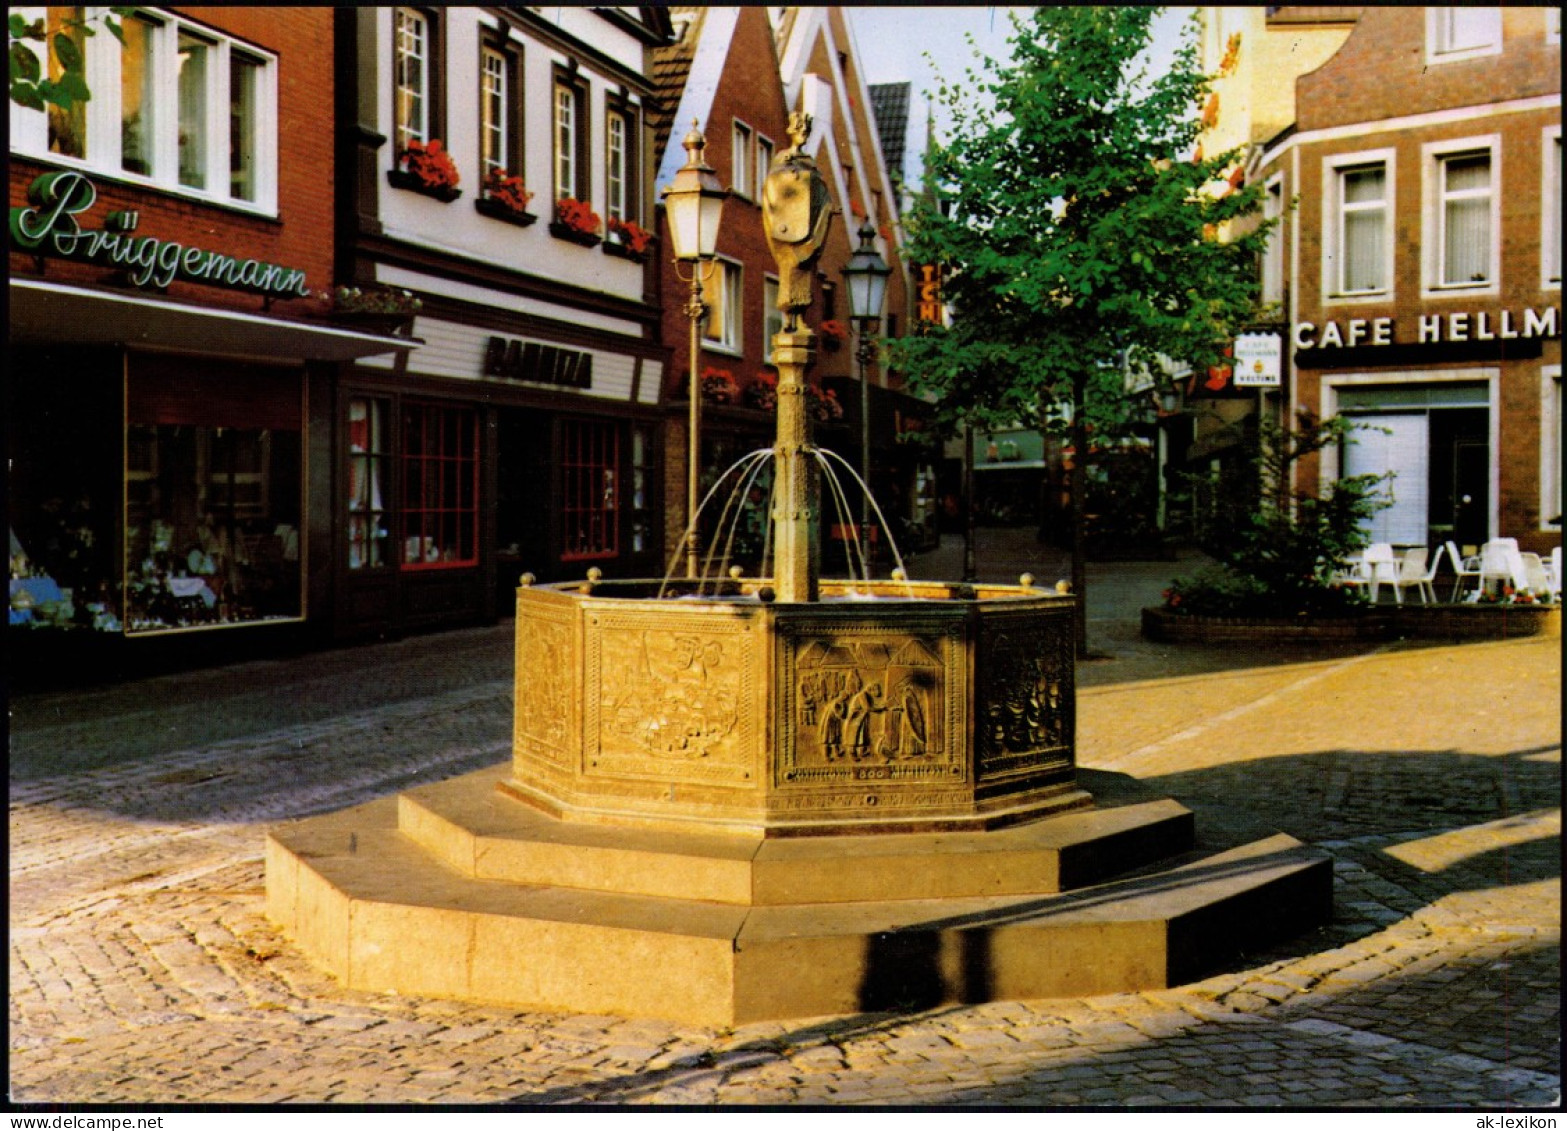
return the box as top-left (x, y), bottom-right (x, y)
top-left (650, 7), bottom-right (745, 193)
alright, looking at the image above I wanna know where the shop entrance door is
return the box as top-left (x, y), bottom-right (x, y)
top-left (1452, 439), bottom-right (1489, 549)
top-left (495, 408), bottom-right (551, 606)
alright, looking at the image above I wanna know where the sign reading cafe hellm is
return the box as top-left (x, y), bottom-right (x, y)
top-left (1293, 308), bottom-right (1559, 350)
top-left (8, 171), bottom-right (310, 299)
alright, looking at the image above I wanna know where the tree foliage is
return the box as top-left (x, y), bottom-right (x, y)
top-left (888, 7), bottom-right (1275, 435)
top-left (9, 9), bottom-right (133, 112)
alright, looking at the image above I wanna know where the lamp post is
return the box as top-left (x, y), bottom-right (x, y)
top-left (661, 123), bottom-right (727, 579)
top-left (841, 221), bottom-right (891, 554)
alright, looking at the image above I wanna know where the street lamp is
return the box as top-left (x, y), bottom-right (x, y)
top-left (661, 122), bottom-right (727, 579)
top-left (841, 221), bottom-right (891, 552)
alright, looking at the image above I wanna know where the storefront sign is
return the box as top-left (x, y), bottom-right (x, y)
top-left (1232, 331), bottom-right (1282, 387)
top-left (482, 336), bottom-right (593, 389)
top-left (915, 263), bottom-right (945, 325)
top-left (9, 171), bottom-right (310, 298)
top-left (1293, 307), bottom-right (1559, 351)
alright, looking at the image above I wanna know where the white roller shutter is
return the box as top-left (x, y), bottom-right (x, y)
top-left (1343, 413), bottom-right (1429, 545)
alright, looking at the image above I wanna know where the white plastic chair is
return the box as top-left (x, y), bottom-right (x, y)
top-left (1444, 540), bottom-right (1483, 602)
top-left (1521, 552), bottom-right (1551, 599)
top-left (1393, 545), bottom-right (1439, 605)
top-left (1550, 547), bottom-right (1563, 603)
top-left (1361, 543), bottom-right (1399, 603)
top-left (1479, 538), bottom-right (1529, 594)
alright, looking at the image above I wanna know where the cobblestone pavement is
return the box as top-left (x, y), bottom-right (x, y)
top-left (9, 535), bottom-right (1561, 1107)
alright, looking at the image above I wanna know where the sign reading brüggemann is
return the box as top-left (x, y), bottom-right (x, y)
top-left (9, 171), bottom-right (310, 298)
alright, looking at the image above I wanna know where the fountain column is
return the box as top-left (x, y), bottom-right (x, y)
top-left (772, 327), bottom-right (819, 602)
top-left (761, 111), bottom-right (834, 604)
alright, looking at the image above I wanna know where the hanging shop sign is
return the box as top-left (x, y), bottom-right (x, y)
top-left (482, 336), bottom-right (593, 389)
top-left (1232, 331), bottom-right (1282, 387)
top-left (915, 263), bottom-right (945, 327)
top-left (1293, 307), bottom-right (1559, 351)
top-left (8, 171), bottom-right (310, 298)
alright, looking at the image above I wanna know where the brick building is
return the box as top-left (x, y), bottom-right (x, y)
top-left (1201, 6), bottom-right (1561, 559)
top-left (8, 7), bottom-right (411, 672)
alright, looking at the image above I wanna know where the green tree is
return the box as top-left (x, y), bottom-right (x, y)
top-left (9, 9), bottom-right (132, 112)
top-left (889, 7), bottom-right (1274, 653)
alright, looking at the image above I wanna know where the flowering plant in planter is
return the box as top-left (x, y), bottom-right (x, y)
top-left (700, 366), bottom-right (737, 404)
top-left (482, 169), bottom-right (533, 214)
top-left (554, 197), bottom-right (603, 238)
top-left (606, 216), bottom-right (654, 256)
top-left (399, 139), bottom-right (460, 192)
top-left (743, 371), bottom-right (778, 412)
top-left (323, 286), bottom-right (423, 316)
top-left (818, 319), bottom-right (849, 343)
top-left (805, 384), bottom-right (843, 422)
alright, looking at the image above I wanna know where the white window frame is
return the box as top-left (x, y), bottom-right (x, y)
top-left (1545, 126), bottom-right (1562, 291)
top-left (702, 257), bottom-right (743, 354)
top-left (756, 133), bottom-right (775, 199)
top-left (1543, 365), bottom-right (1563, 531)
top-left (1322, 148), bottom-right (1395, 304)
top-left (762, 275), bottom-right (782, 364)
top-left (1261, 172), bottom-right (1284, 307)
top-left (480, 44), bottom-right (508, 179)
top-left (731, 119), bottom-right (754, 200)
top-left (606, 107), bottom-right (628, 222)
top-left (1421, 134), bottom-right (1500, 298)
top-left (8, 6), bottom-right (278, 214)
top-left (393, 7), bottom-right (429, 153)
top-left (1426, 7), bottom-right (1503, 64)
top-left (554, 79), bottom-right (580, 201)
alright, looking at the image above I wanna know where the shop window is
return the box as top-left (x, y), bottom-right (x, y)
top-left (1428, 7), bottom-right (1502, 62)
top-left (124, 364), bottom-right (304, 635)
top-left (12, 7), bottom-right (278, 212)
top-left (702, 258), bottom-right (743, 353)
top-left (629, 424), bottom-right (654, 555)
top-left (732, 120), bottom-right (754, 199)
top-left (401, 403), bottom-right (478, 569)
top-left (347, 398), bottom-right (390, 571)
top-left (561, 420), bottom-right (620, 561)
top-left (1325, 154), bottom-right (1391, 298)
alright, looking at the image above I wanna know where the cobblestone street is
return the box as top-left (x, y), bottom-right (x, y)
top-left (8, 540), bottom-right (1561, 1107)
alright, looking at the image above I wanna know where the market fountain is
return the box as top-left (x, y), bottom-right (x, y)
top-left (266, 115), bottom-right (1329, 1025)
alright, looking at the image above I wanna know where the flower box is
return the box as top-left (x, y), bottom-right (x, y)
top-left (331, 311), bottom-right (415, 338)
top-left (549, 222), bottom-right (602, 248)
top-left (602, 238), bottom-right (650, 263)
top-left (475, 197), bottom-right (538, 227)
top-left (387, 168), bottom-right (461, 203)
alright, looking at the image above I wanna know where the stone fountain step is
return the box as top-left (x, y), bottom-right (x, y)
top-left (265, 779), bottom-right (1331, 1026)
top-left (395, 764), bottom-right (1196, 905)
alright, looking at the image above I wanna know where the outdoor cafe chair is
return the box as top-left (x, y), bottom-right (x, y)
top-left (1479, 538), bottom-right (1529, 595)
top-left (1393, 545), bottom-right (1439, 605)
top-left (1521, 552), bottom-right (1552, 601)
top-left (1444, 540), bottom-right (1483, 602)
top-left (1360, 543), bottom-right (1399, 604)
top-left (1550, 547), bottom-right (1563, 603)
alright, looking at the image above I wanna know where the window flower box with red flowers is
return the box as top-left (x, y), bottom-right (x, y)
top-left (697, 366), bottom-right (738, 405)
top-left (818, 319), bottom-right (849, 351)
top-left (805, 384), bottom-right (843, 422)
top-left (603, 216), bottom-right (655, 262)
top-left (475, 169), bottom-right (536, 226)
top-left (388, 139), bottom-right (462, 202)
top-left (550, 197), bottom-right (603, 247)
top-left (322, 285), bottom-right (423, 337)
top-left (743, 371), bottom-right (778, 412)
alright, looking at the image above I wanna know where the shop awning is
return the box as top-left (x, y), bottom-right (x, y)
top-left (8, 279), bottom-right (419, 362)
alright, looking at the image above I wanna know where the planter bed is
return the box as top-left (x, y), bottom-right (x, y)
top-left (1141, 607), bottom-right (1394, 645)
top-left (1143, 603), bottom-right (1558, 645)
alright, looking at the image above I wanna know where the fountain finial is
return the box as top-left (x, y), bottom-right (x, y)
top-left (762, 111), bottom-right (834, 332)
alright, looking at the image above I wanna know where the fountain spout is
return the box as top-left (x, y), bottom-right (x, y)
top-left (762, 110), bottom-right (835, 603)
